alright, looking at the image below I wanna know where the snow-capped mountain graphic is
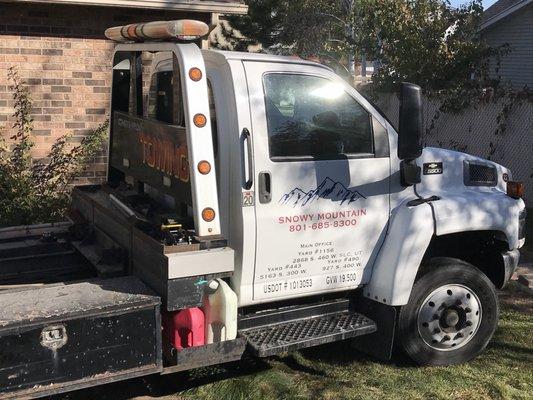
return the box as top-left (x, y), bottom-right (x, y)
top-left (279, 177), bottom-right (366, 207)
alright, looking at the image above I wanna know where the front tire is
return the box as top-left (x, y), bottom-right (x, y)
top-left (397, 257), bottom-right (499, 365)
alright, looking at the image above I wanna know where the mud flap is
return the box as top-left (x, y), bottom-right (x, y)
top-left (351, 296), bottom-right (397, 361)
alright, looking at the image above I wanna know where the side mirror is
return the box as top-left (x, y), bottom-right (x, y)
top-left (398, 82), bottom-right (423, 160)
top-left (398, 82), bottom-right (423, 185)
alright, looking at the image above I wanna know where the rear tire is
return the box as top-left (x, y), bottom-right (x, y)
top-left (397, 257), bottom-right (499, 365)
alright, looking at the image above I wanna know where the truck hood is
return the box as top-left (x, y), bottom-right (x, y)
top-left (416, 147), bottom-right (525, 251)
top-left (417, 147), bottom-right (510, 195)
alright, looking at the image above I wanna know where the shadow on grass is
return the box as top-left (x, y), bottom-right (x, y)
top-left (297, 339), bottom-right (417, 369)
top-left (52, 341), bottom-right (412, 400)
top-left (49, 290), bottom-right (531, 399)
top-left (486, 340), bottom-right (533, 365)
top-left (489, 341), bottom-right (533, 355)
top-left (51, 355), bottom-right (272, 400)
top-left (46, 335), bottom-right (531, 400)
top-left (270, 353), bottom-right (328, 377)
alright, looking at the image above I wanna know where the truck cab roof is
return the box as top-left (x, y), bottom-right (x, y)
top-left (202, 50), bottom-right (333, 71)
top-left (148, 48), bottom-right (333, 74)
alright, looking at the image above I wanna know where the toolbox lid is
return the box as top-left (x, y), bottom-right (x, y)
top-left (0, 277), bottom-right (160, 330)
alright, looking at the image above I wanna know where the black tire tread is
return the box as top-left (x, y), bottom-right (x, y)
top-left (398, 257), bottom-right (499, 365)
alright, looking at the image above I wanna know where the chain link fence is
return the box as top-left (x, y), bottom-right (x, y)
top-left (375, 93), bottom-right (533, 206)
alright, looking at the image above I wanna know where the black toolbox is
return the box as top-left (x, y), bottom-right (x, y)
top-left (0, 276), bottom-right (162, 399)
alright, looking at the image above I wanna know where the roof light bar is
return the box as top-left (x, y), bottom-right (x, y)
top-left (104, 20), bottom-right (209, 42)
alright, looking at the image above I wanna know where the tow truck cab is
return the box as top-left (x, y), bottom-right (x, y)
top-left (107, 43), bottom-right (525, 305)
top-left (0, 20), bottom-right (526, 399)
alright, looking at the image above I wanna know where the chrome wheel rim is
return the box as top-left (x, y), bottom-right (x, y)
top-left (417, 284), bottom-right (482, 351)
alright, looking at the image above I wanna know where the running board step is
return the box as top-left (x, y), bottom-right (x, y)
top-left (239, 310), bottom-right (376, 357)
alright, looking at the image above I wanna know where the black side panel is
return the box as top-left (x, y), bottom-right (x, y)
top-left (110, 111), bottom-right (192, 205)
top-left (0, 309), bottom-right (158, 393)
top-left (162, 337), bottom-right (247, 374)
top-left (165, 272), bottom-right (232, 311)
top-left (0, 277), bottom-right (162, 398)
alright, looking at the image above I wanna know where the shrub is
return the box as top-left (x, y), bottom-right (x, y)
top-left (0, 67), bottom-right (108, 227)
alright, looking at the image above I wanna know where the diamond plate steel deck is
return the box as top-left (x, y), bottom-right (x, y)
top-left (239, 311), bottom-right (376, 357)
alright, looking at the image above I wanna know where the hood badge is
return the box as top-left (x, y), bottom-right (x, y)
top-left (423, 162), bottom-right (443, 175)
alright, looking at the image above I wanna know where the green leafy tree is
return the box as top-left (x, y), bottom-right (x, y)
top-left (218, 0), bottom-right (343, 55)
top-left (356, 0), bottom-right (501, 92)
top-left (220, 0), bottom-right (505, 96)
top-left (0, 67), bottom-right (108, 227)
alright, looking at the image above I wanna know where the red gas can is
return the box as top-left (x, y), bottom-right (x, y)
top-left (162, 307), bottom-right (205, 350)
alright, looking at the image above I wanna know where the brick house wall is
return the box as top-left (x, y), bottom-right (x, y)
top-left (0, 2), bottom-right (211, 183)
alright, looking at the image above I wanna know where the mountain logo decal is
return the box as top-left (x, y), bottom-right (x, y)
top-left (279, 177), bottom-right (366, 207)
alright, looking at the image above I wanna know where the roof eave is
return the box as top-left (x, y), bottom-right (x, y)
top-left (480, 0), bottom-right (532, 30)
top-left (3, 0), bottom-right (249, 15)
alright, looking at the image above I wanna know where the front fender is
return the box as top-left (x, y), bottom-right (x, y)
top-left (365, 200), bottom-right (434, 306)
top-left (431, 191), bottom-right (524, 250)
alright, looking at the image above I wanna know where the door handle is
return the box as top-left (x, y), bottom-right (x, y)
top-left (259, 171), bottom-right (272, 204)
top-left (242, 128), bottom-right (253, 189)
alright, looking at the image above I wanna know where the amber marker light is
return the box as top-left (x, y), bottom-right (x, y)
top-left (179, 20), bottom-right (209, 39)
top-left (193, 113), bottom-right (207, 127)
top-left (507, 181), bottom-right (524, 199)
top-left (198, 160), bottom-right (211, 175)
top-left (189, 67), bottom-right (202, 81)
top-left (202, 207), bottom-right (216, 222)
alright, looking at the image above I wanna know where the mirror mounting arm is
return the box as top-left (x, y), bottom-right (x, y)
top-left (400, 159), bottom-right (421, 186)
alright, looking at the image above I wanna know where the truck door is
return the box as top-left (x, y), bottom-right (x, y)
top-left (244, 62), bottom-right (391, 303)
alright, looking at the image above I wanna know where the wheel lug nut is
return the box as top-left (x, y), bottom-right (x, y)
top-left (454, 333), bottom-right (463, 339)
top-left (465, 321), bottom-right (473, 327)
top-left (441, 335), bottom-right (450, 343)
top-left (456, 300), bottom-right (462, 305)
top-left (465, 307), bottom-right (471, 313)
top-left (433, 328), bottom-right (441, 334)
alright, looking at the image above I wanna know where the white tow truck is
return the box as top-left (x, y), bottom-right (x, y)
top-left (0, 20), bottom-right (527, 398)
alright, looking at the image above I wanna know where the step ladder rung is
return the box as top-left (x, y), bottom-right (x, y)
top-left (239, 310), bottom-right (376, 357)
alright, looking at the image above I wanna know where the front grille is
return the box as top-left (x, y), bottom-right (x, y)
top-left (464, 161), bottom-right (497, 186)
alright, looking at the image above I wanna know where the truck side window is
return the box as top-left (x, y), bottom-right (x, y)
top-left (263, 74), bottom-right (373, 160)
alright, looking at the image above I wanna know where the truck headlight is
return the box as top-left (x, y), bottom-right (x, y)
top-left (507, 181), bottom-right (525, 199)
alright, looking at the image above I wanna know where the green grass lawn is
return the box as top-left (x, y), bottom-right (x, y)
top-left (180, 284), bottom-right (532, 400)
top-left (55, 283), bottom-right (532, 400)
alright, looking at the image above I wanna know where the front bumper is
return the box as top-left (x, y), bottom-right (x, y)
top-left (501, 249), bottom-right (520, 287)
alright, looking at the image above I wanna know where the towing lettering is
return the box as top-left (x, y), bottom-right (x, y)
top-left (138, 132), bottom-right (189, 183)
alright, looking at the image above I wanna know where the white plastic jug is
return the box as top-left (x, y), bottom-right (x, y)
top-left (203, 279), bottom-right (238, 344)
